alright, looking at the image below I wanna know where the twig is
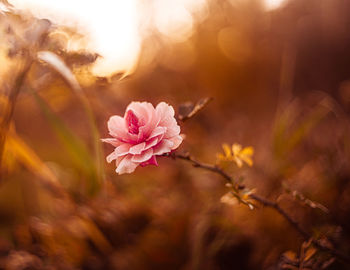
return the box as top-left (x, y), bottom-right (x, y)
top-left (171, 153), bottom-right (232, 182)
top-left (178, 97), bottom-right (213, 122)
top-left (166, 152), bottom-right (350, 264)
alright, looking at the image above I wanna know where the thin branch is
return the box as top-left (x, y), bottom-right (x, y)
top-left (249, 193), bottom-right (310, 239)
top-left (171, 153), bottom-right (232, 182)
top-left (167, 152), bottom-right (350, 264)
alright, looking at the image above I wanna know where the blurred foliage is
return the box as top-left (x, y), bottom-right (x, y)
top-left (1, 0), bottom-right (350, 269)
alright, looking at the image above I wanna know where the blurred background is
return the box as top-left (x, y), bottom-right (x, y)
top-left (1, 0), bottom-right (350, 269)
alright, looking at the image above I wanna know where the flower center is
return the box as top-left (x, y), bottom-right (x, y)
top-left (126, 110), bottom-right (144, 134)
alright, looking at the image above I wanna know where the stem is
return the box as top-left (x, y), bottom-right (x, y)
top-left (36, 51), bottom-right (105, 192)
top-left (168, 152), bottom-right (350, 264)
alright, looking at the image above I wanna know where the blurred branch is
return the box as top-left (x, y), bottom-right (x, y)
top-left (0, 18), bottom-right (50, 179)
top-left (0, 59), bottom-right (32, 177)
top-left (167, 152), bottom-right (350, 264)
top-left (178, 97), bottom-right (213, 122)
top-left (282, 182), bottom-right (329, 214)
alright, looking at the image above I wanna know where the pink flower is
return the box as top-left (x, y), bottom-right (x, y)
top-left (102, 102), bottom-right (183, 174)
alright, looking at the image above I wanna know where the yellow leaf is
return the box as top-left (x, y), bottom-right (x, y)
top-left (304, 247), bottom-right (316, 261)
top-left (241, 155), bottom-right (253, 167)
top-left (217, 143), bottom-right (254, 167)
top-left (232, 143), bottom-right (242, 155)
top-left (283, 250), bottom-right (297, 261)
top-left (233, 156), bottom-right (243, 168)
top-left (240, 146), bottom-right (254, 156)
top-left (222, 143), bottom-right (232, 157)
top-left (220, 192), bottom-right (237, 206)
top-left (216, 153), bottom-right (226, 160)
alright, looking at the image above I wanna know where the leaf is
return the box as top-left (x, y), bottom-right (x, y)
top-left (240, 146), bottom-right (254, 156)
top-left (220, 192), bottom-right (237, 206)
top-left (304, 247), bottom-right (316, 262)
top-left (283, 250), bottom-right (298, 262)
top-left (223, 143), bottom-right (231, 157)
top-left (217, 143), bottom-right (254, 168)
top-left (178, 97), bottom-right (212, 121)
top-left (248, 203), bottom-right (254, 210)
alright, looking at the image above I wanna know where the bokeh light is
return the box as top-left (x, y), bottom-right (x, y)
top-left (9, 0), bottom-right (208, 76)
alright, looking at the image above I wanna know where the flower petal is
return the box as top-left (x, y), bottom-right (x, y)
top-left (156, 102), bottom-right (178, 128)
top-left (144, 136), bottom-right (159, 150)
top-left (139, 107), bottom-right (159, 140)
top-left (126, 102), bottom-right (153, 127)
top-left (126, 102), bottom-right (160, 141)
top-left (114, 144), bottom-right (131, 157)
top-left (129, 142), bottom-right (146, 155)
top-left (115, 155), bottom-right (139, 174)
top-left (156, 102), bottom-right (175, 119)
top-left (101, 138), bottom-right (122, 147)
top-left (131, 149), bottom-right (154, 163)
top-left (170, 135), bottom-right (183, 150)
top-left (140, 156), bottom-right (158, 167)
top-left (125, 109), bottom-right (141, 134)
top-left (153, 139), bottom-right (174, 155)
top-left (106, 151), bottom-right (117, 163)
top-left (107, 115), bottom-right (127, 138)
top-left (149, 126), bottom-right (166, 139)
top-left (164, 125), bottom-right (180, 138)
top-left (107, 115), bottom-right (138, 143)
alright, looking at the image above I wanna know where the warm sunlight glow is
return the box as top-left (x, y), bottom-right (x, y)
top-left (9, 0), bottom-right (207, 76)
top-left (265, 0), bottom-right (286, 10)
top-left (10, 0), bottom-right (141, 77)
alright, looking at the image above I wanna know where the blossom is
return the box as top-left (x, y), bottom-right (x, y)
top-left (217, 143), bottom-right (254, 168)
top-left (102, 102), bottom-right (183, 174)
